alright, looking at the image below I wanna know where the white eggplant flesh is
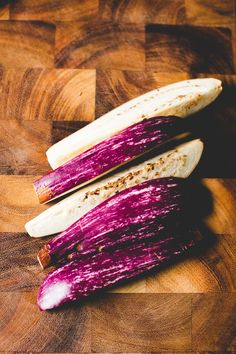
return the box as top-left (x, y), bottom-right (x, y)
top-left (46, 78), bottom-right (221, 169)
top-left (26, 139), bottom-right (203, 237)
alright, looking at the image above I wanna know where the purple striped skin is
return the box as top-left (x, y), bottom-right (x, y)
top-left (39, 178), bottom-right (186, 267)
top-left (38, 235), bottom-right (196, 310)
top-left (34, 116), bottom-right (182, 203)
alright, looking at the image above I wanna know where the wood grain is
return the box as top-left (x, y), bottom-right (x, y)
top-left (0, 69), bottom-right (96, 120)
top-left (203, 179), bottom-right (236, 235)
top-left (0, 120), bottom-right (91, 175)
top-left (0, 291), bottom-right (91, 352)
top-left (234, 30), bottom-right (236, 72)
top-left (99, 0), bottom-right (186, 24)
top-left (186, 0), bottom-right (235, 26)
top-left (52, 121), bottom-right (88, 145)
top-left (0, 1), bottom-right (9, 20)
top-left (146, 234), bottom-right (236, 293)
top-left (0, 1), bottom-right (235, 351)
top-left (90, 293), bottom-right (191, 352)
top-left (108, 277), bottom-right (146, 293)
top-left (55, 21), bottom-right (145, 70)
top-left (0, 232), bottom-right (47, 291)
top-left (146, 25), bottom-right (234, 73)
top-left (0, 21), bottom-right (55, 68)
top-left (0, 121), bottom-right (51, 175)
top-left (0, 175), bottom-right (47, 232)
top-left (10, 0), bottom-right (99, 21)
top-left (95, 70), bottom-right (189, 117)
top-left (192, 293), bottom-right (236, 351)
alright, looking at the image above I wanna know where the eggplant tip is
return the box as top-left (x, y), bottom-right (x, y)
top-left (38, 281), bottom-right (71, 310)
top-left (37, 246), bottom-right (51, 269)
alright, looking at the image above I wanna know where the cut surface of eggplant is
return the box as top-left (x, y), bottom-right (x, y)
top-left (26, 139), bottom-right (203, 238)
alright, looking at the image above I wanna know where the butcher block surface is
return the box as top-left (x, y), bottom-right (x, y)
top-left (0, 0), bottom-right (236, 352)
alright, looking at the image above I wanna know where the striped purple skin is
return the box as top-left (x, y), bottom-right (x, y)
top-left (38, 234), bottom-right (196, 310)
top-left (34, 116), bottom-right (182, 203)
top-left (41, 178), bottom-right (185, 266)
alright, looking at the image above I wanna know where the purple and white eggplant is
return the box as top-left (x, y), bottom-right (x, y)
top-left (46, 78), bottom-right (222, 169)
top-left (26, 140), bottom-right (204, 238)
top-left (38, 234), bottom-right (196, 310)
top-left (38, 178), bottom-right (186, 269)
top-left (34, 116), bottom-right (183, 203)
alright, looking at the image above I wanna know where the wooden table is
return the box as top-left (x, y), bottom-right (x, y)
top-left (0, 1), bottom-right (235, 352)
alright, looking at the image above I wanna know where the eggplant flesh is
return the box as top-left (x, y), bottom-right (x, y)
top-left (26, 139), bottom-right (203, 238)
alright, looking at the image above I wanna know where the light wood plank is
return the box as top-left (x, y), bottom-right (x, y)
top-left (0, 175), bottom-right (47, 233)
top-left (146, 234), bottom-right (236, 293)
top-left (0, 69), bottom-right (96, 120)
top-left (146, 25), bottom-right (234, 73)
top-left (90, 293), bottom-right (192, 352)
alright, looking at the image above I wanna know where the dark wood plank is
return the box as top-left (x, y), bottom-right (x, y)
top-left (146, 234), bottom-right (236, 293)
top-left (95, 69), bottom-right (188, 117)
top-left (10, 0), bottom-right (98, 21)
top-left (0, 232), bottom-right (47, 291)
top-left (0, 2), bottom-right (9, 19)
top-left (0, 121), bottom-right (51, 175)
top-left (52, 121), bottom-right (88, 144)
top-left (90, 293), bottom-right (191, 352)
top-left (186, 0), bottom-right (235, 26)
top-left (0, 21), bottom-right (55, 68)
top-left (203, 179), bottom-right (236, 235)
top-left (55, 21), bottom-right (145, 70)
top-left (192, 293), bottom-right (236, 351)
top-left (99, 0), bottom-right (186, 24)
top-left (146, 25), bottom-right (234, 73)
top-left (0, 68), bottom-right (96, 120)
top-left (190, 74), bottom-right (236, 177)
top-left (0, 291), bottom-right (91, 352)
top-left (233, 29), bottom-right (236, 72)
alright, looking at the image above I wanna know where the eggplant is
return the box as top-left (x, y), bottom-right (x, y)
top-left (38, 234), bottom-right (196, 310)
top-left (34, 116), bottom-right (184, 204)
top-left (26, 139), bottom-right (203, 238)
top-left (37, 178), bottom-right (187, 269)
top-left (46, 78), bottom-right (222, 168)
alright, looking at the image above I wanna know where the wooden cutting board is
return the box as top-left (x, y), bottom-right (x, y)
top-left (0, 1), bottom-right (235, 352)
